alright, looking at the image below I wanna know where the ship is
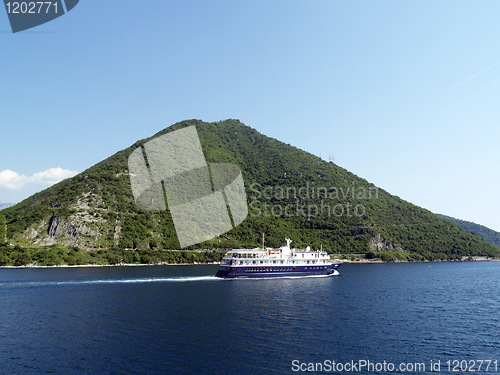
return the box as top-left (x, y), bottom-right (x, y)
top-left (215, 237), bottom-right (342, 278)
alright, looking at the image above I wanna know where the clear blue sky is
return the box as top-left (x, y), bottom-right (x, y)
top-left (1, 0), bottom-right (499, 231)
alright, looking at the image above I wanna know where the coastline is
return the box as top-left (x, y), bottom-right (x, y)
top-left (1, 258), bottom-right (498, 269)
top-left (0, 262), bottom-right (221, 269)
top-left (340, 258), bottom-right (499, 264)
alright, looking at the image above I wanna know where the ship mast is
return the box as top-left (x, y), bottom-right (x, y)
top-left (262, 233), bottom-right (269, 256)
top-left (262, 233), bottom-right (265, 250)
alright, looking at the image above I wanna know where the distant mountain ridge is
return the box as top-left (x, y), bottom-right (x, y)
top-left (0, 203), bottom-right (14, 210)
top-left (437, 214), bottom-right (500, 248)
top-left (1, 119), bottom-right (498, 262)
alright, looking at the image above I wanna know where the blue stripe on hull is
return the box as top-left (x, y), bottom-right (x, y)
top-left (215, 264), bottom-right (341, 278)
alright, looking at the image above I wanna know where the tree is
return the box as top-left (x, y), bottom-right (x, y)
top-left (0, 214), bottom-right (6, 244)
top-left (14, 246), bottom-right (31, 266)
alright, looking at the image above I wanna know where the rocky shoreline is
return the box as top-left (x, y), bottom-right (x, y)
top-left (0, 261), bottom-right (221, 269)
top-left (2, 257), bottom-right (498, 269)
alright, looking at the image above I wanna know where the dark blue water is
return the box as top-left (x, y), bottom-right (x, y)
top-left (1, 262), bottom-right (500, 374)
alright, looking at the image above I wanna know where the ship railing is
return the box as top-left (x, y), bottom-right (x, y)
top-left (225, 253), bottom-right (266, 260)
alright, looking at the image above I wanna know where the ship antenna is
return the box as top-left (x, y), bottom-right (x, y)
top-left (262, 233), bottom-right (265, 250)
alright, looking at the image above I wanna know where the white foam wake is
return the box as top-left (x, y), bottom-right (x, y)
top-left (77, 275), bottom-right (220, 284)
top-left (3, 275), bottom-right (220, 287)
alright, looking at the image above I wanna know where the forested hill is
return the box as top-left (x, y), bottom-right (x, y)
top-left (437, 214), bottom-right (500, 248)
top-left (1, 119), bottom-right (499, 263)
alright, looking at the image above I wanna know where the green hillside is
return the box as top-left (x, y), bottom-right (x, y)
top-left (437, 214), bottom-right (500, 248)
top-left (1, 119), bottom-right (498, 266)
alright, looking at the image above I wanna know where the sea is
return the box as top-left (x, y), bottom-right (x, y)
top-left (1, 261), bottom-right (499, 374)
